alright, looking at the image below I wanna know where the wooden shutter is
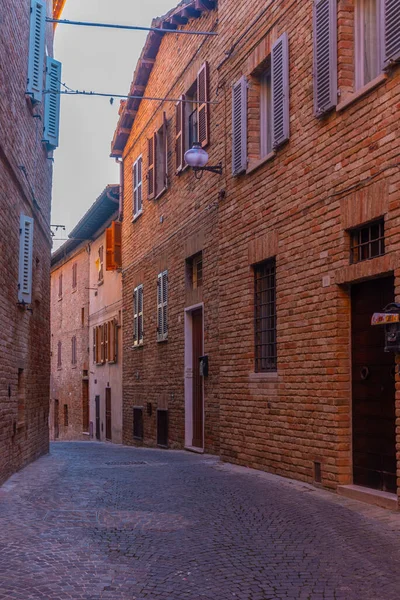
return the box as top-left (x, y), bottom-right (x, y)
top-left (18, 215), bottom-right (34, 304)
top-left (57, 341), bottom-right (62, 368)
top-left (133, 288), bottom-right (139, 345)
top-left (197, 63), bottom-right (210, 148)
top-left (106, 227), bottom-right (114, 271)
top-left (72, 263), bottom-right (77, 288)
top-left (382, 0), bottom-right (400, 69)
top-left (133, 161), bottom-right (138, 216)
top-left (104, 323), bottom-right (108, 362)
top-left (162, 271), bottom-right (168, 340)
top-left (175, 96), bottom-right (186, 172)
top-left (93, 328), bottom-right (96, 363)
top-left (133, 157), bottom-right (143, 216)
top-left (232, 77), bottom-right (248, 176)
top-left (148, 135), bottom-right (156, 200)
top-left (272, 33), bottom-right (290, 149)
top-left (112, 221), bottom-right (122, 268)
top-left (43, 57), bottom-right (62, 150)
top-left (27, 0), bottom-right (46, 102)
top-left (157, 274), bottom-right (163, 341)
top-left (138, 285), bottom-right (144, 345)
top-left (313, 0), bottom-right (337, 116)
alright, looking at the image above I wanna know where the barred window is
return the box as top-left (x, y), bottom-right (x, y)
top-left (254, 259), bottom-right (277, 372)
top-left (350, 219), bottom-right (384, 264)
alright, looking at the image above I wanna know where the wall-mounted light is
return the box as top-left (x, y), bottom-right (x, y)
top-left (184, 142), bottom-right (223, 179)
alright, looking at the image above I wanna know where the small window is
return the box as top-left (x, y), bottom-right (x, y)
top-left (57, 341), bottom-right (62, 368)
top-left (133, 407), bottom-right (144, 440)
top-left (350, 219), bottom-right (385, 264)
top-left (81, 307), bottom-right (85, 327)
top-left (71, 336), bottom-right (77, 366)
top-left (254, 259), bottom-right (277, 373)
top-left (58, 273), bottom-right (63, 299)
top-left (98, 246), bottom-right (104, 282)
top-left (72, 262), bottom-right (77, 289)
top-left (133, 285), bottom-right (144, 346)
top-left (186, 252), bottom-right (203, 290)
top-left (355, 0), bottom-right (381, 89)
top-left (133, 156), bottom-right (143, 218)
top-left (63, 404), bottom-right (69, 427)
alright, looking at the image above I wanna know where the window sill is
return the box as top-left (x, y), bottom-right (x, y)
top-left (58, 297), bottom-right (63, 302)
top-left (16, 421), bottom-right (25, 431)
top-left (71, 365), bottom-right (77, 369)
top-left (132, 211), bottom-right (143, 223)
top-left (246, 151), bottom-right (276, 175)
top-left (157, 338), bottom-right (168, 344)
top-left (176, 164), bottom-right (190, 176)
top-left (97, 279), bottom-right (104, 287)
top-left (337, 73), bottom-right (388, 112)
top-left (72, 288), bottom-right (77, 294)
top-left (249, 371), bottom-right (279, 383)
top-left (155, 187), bottom-right (168, 202)
top-left (133, 343), bottom-right (144, 349)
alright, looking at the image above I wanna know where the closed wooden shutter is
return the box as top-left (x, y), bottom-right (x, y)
top-left (18, 215), bottom-right (34, 304)
top-left (197, 63), bottom-right (210, 148)
top-left (112, 221), bottom-right (122, 268)
top-left (104, 323), bottom-right (108, 362)
top-left (106, 226), bottom-right (114, 271)
top-left (157, 271), bottom-right (168, 341)
top-left (43, 57), bottom-right (62, 150)
top-left (175, 96), bottom-right (186, 172)
top-left (93, 328), bottom-right (96, 363)
top-left (148, 135), bottom-right (156, 200)
top-left (232, 77), bottom-right (248, 176)
top-left (313, 0), bottom-right (337, 116)
top-left (138, 285), bottom-right (144, 344)
top-left (272, 33), bottom-right (290, 149)
top-left (27, 0), bottom-right (46, 102)
top-left (382, 0), bottom-right (400, 68)
top-left (133, 288), bottom-right (139, 345)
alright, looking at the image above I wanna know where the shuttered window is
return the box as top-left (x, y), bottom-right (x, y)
top-left (57, 341), bottom-right (62, 368)
top-left (355, 0), bottom-right (381, 88)
top-left (43, 57), bottom-right (62, 150)
top-left (93, 328), bottom-right (96, 363)
top-left (72, 263), bottom-right (77, 289)
top-left (157, 271), bottom-right (168, 342)
top-left (382, 0), bottom-right (400, 68)
top-left (197, 62), bottom-right (210, 148)
top-left (313, 0), bottom-right (337, 116)
top-left (58, 273), bottom-right (63, 299)
top-left (271, 33), bottom-right (290, 149)
top-left (133, 156), bottom-right (143, 218)
top-left (175, 97), bottom-right (186, 172)
top-left (147, 135), bottom-right (156, 200)
top-left (108, 320), bottom-right (118, 363)
top-left (105, 222), bottom-right (122, 271)
top-left (148, 117), bottom-right (168, 200)
top-left (133, 285), bottom-right (144, 346)
top-left (26, 0), bottom-right (46, 103)
top-left (71, 336), bottom-right (77, 366)
top-left (260, 65), bottom-right (273, 158)
top-left (232, 77), bottom-right (248, 175)
top-left (98, 246), bottom-right (104, 281)
top-left (18, 215), bottom-right (34, 304)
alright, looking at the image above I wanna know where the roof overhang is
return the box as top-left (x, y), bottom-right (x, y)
top-left (53, 0), bottom-right (67, 21)
top-left (110, 0), bottom-right (217, 159)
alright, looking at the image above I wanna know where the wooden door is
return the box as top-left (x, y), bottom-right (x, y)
top-left (352, 276), bottom-right (396, 493)
top-left (54, 399), bottom-right (59, 439)
top-left (95, 396), bottom-right (101, 440)
top-left (192, 309), bottom-right (204, 448)
top-left (105, 388), bottom-right (112, 441)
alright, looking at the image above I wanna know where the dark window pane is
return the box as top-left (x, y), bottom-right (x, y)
top-left (350, 219), bottom-right (384, 264)
top-left (254, 259), bottom-right (277, 372)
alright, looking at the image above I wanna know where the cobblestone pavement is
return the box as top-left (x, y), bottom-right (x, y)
top-left (1, 444), bottom-right (400, 599)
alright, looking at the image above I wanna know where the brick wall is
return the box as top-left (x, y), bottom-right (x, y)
top-left (50, 246), bottom-right (90, 441)
top-left (0, 0), bottom-right (55, 485)
top-left (116, 0), bottom-right (400, 499)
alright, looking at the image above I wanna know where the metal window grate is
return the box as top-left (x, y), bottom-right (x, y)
top-left (254, 259), bottom-right (277, 372)
top-left (350, 219), bottom-right (385, 264)
top-left (133, 407), bottom-right (144, 440)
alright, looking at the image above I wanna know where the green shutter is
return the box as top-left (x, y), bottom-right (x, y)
top-left (43, 57), bottom-right (62, 150)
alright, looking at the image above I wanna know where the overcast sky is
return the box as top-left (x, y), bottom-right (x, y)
top-left (51, 0), bottom-right (175, 249)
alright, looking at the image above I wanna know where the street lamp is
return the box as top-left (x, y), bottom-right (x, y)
top-left (184, 142), bottom-right (223, 179)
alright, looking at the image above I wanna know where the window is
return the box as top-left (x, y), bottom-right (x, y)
top-left (186, 252), bottom-right (203, 290)
top-left (260, 62), bottom-right (273, 158)
top-left (355, 0), bottom-right (381, 89)
top-left (71, 336), bottom-right (77, 366)
top-left (17, 369), bottom-right (25, 425)
top-left (148, 114), bottom-right (168, 200)
top-left (350, 219), bottom-right (385, 263)
top-left (93, 321), bottom-right (118, 364)
top-left (103, 323), bottom-right (108, 363)
top-left (81, 307), bottom-right (85, 327)
top-left (18, 215), bottom-right (34, 304)
top-left (157, 271), bottom-right (168, 342)
top-left (98, 246), bottom-right (104, 282)
top-left (175, 63), bottom-right (210, 172)
top-left (106, 221), bottom-right (122, 271)
top-left (57, 341), bottom-right (62, 368)
top-left (58, 273), bottom-right (63, 299)
top-left (63, 404), bottom-right (69, 427)
top-left (93, 328), bottom-right (96, 364)
top-left (254, 259), bottom-right (277, 373)
top-left (72, 262), bottom-right (77, 289)
top-left (108, 320), bottom-right (118, 363)
top-left (133, 156), bottom-right (143, 218)
top-left (133, 407), bottom-right (144, 440)
top-left (133, 285), bottom-right (144, 346)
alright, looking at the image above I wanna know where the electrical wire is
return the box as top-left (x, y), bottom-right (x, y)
top-left (45, 88), bottom-right (219, 105)
top-left (46, 17), bottom-right (218, 36)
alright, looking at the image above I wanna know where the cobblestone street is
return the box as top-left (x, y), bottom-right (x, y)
top-left (1, 443), bottom-right (400, 599)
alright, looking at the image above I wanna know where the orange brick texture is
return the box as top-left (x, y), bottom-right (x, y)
top-left (118, 0), bottom-right (400, 498)
top-left (50, 248), bottom-right (90, 441)
top-left (0, 1), bottom-right (55, 484)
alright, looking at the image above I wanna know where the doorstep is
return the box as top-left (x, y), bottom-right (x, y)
top-left (337, 484), bottom-right (398, 511)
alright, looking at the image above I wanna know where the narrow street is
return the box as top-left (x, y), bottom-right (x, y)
top-left (1, 443), bottom-right (400, 600)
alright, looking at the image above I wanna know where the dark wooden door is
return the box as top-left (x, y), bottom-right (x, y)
top-left (54, 399), bottom-right (59, 439)
top-left (192, 309), bottom-right (204, 448)
top-left (105, 388), bottom-right (112, 441)
top-left (95, 396), bottom-right (101, 440)
top-left (352, 276), bottom-right (396, 493)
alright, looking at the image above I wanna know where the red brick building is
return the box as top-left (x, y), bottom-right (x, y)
top-left (0, 0), bottom-right (64, 485)
top-left (50, 186), bottom-right (123, 443)
top-left (113, 0), bottom-right (400, 508)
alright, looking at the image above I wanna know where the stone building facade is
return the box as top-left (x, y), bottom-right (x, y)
top-left (0, 0), bottom-right (65, 485)
top-left (50, 186), bottom-right (123, 444)
top-left (112, 0), bottom-right (400, 508)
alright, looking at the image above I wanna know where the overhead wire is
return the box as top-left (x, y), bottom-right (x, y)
top-left (46, 17), bottom-right (218, 36)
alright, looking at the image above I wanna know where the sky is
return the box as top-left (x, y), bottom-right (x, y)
top-left (51, 0), bottom-right (175, 249)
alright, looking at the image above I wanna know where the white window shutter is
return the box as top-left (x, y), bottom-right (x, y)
top-left (138, 285), bottom-right (144, 344)
top-left (26, 0), bottom-right (46, 102)
top-left (313, 0), bottom-right (337, 116)
top-left (382, 0), bottom-right (400, 69)
top-left (162, 271), bottom-right (168, 339)
top-left (133, 288), bottom-right (138, 345)
top-left (18, 215), bottom-right (34, 304)
top-left (272, 32), bottom-right (290, 149)
top-left (43, 57), bottom-right (62, 150)
top-left (232, 77), bottom-right (248, 176)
